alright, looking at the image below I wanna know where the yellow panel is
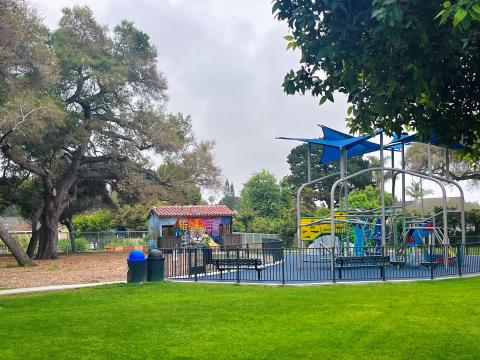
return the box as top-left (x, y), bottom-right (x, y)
top-left (300, 212), bottom-right (346, 241)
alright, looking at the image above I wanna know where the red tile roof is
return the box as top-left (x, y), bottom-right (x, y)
top-left (150, 205), bottom-right (234, 218)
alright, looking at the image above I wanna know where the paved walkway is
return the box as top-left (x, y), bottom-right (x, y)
top-left (0, 281), bottom-right (125, 296)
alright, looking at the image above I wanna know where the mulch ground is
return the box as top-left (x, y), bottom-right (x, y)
top-left (0, 252), bottom-right (128, 289)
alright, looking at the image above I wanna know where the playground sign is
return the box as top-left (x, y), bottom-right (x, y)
top-left (300, 212), bottom-right (346, 241)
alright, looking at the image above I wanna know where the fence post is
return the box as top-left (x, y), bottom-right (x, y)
top-left (194, 249), bottom-right (198, 282)
top-left (430, 244), bottom-right (434, 280)
top-left (236, 247), bottom-right (240, 284)
top-left (457, 243), bottom-right (462, 276)
top-left (281, 247), bottom-right (285, 285)
top-left (382, 245), bottom-right (386, 281)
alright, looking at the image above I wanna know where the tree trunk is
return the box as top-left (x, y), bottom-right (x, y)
top-left (36, 204), bottom-right (61, 259)
top-left (26, 205), bottom-right (43, 258)
top-left (66, 216), bottom-right (75, 252)
top-left (26, 221), bottom-right (40, 258)
top-left (0, 223), bottom-right (35, 266)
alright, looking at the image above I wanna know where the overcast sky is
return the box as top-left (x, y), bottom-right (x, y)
top-left (35, 0), bottom-right (479, 202)
top-left (35, 0), bottom-right (349, 196)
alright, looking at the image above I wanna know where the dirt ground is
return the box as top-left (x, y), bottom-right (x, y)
top-left (0, 252), bottom-right (128, 289)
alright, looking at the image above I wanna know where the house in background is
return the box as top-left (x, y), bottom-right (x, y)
top-left (147, 205), bottom-right (235, 247)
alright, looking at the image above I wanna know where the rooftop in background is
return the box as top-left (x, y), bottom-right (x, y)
top-left (394, 197), bottom-right (479, 213)
top-left (149, 205), bottom-right (234, 218)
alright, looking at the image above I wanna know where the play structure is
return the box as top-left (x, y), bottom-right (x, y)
top-left (155, 126), bottom-right (479, 284)
top-left (279, 125), bottom-right (467, 273)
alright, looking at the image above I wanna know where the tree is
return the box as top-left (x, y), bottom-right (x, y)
top-left (239, 170), bottom-right (283, 218)
top-left (286, 142), bottom-right (374, 203)
top-left (406, 180), bottom-right (433, 200)
top-left (406, 142), bottom-right (480, 182)
top-left (0, 0), bottom-right (53, 266)
top-left (219, 179), bottom-right (240, 210)
top-left (0, 6), bottom-right (209, 259)
top-left (273, 1), bottom-right (480, 154)
top-left (73, 210), bottom-right (112, 232)
top-left (348, 185), bottom-right (393, 210)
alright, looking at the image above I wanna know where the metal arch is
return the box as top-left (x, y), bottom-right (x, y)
top-left (329, 167), bottom-right (449, 248)
top-left (296, 172), bottom-right (341, 246)
top-left (389, 170), bottom-right (466, 245)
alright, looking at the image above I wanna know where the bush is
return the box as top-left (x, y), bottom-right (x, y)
top-left (73, 237), bottom-right (88, 252)
top-left (58, 236), bottom-right (88, 253)
top-left (73, 210), bottom-right (113, 232)
top-left (57, 238), bottom-right (71, 253)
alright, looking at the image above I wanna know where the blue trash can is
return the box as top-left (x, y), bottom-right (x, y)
top-left (127, 250), bottom-right (146, 283)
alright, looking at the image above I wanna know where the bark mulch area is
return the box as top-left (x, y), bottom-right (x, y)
top-left (0, 252), bottom-right (128, 289)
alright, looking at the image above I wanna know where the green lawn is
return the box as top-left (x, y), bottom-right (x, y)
top-left (1, 278), bottom-right (479, 359)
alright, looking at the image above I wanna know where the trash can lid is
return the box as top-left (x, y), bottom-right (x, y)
top-left (128, 250), bottom-right (146, 262)
top-left (148, 249), bottom-right (164, 260)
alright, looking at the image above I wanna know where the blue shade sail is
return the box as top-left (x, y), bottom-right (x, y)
top-left (277, 125), bottom-right (381, 164)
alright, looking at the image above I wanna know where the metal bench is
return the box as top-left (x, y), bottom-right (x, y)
top-left (335, 255), bottom-right (390, 279)
top-left (214, 258), bottom-right (264, 280)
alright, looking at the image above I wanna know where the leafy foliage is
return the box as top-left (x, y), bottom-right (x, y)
top-left (286, 142), bottom-right (374, 203)
top-left (273, 0), bottom-right (480, 154)
top-left (406, 180), bottom-right (434, 200)
top-left (73, 210), bottom-right (113, 232)
top-left (348, 185), bottom-right (393, 210)
top-left (406, 142), bottom-right (480, 182)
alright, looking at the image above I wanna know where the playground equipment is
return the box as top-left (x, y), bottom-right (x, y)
top-left (279, 125), bottom-right (466, 271)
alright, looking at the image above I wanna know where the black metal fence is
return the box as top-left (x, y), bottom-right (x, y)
top-left (159, 242), bottom-right (480, 284)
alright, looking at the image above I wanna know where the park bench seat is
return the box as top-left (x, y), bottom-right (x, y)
top-left (335, 255), bottom-right (390, 279)
top-left (214, 258), bottom-right (264, 280)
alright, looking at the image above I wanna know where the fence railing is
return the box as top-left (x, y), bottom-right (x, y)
top-left (233, 232), bottom-right (280, 245)
top-left (159, 243), bottom-right (480, 284)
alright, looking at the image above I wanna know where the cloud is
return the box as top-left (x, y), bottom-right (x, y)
top-left (34, 0), bottom-right (350, 196)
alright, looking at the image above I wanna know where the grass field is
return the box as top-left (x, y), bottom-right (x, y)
top-left (1, 278), bottom-right (479, 359)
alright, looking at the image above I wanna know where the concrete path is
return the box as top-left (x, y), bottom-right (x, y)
top-left (0, 281), bottom-right (125, 296)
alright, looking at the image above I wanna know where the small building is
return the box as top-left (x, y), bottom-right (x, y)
top-left (147, 205), bottom-right (234, 245)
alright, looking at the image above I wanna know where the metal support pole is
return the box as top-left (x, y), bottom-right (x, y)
top-left (401, 144), bottom-right (406, 232)
top-left (445, 148), bottom-right (450, 180)
top-left (307, 143), bottom-right (312, 183)
top-left (340, 148), bottom-right (346, 210)
top-left (281, 248), bottom-right (285, 285)
top-left (428, 143), bottom-right (433, 177)
top-left (457, 243), bottom-right (462, 276)
top-left (380, 133), bottom-right (386, 246)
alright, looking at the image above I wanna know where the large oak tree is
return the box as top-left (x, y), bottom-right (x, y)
top-left (0, 5), bottom-right (218, 259)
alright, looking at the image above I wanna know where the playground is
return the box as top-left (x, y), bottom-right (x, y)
top-left (156, 126), bottom-right (480, 284)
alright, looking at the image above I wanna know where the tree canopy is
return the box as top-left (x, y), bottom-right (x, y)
top-left (0, 4), bottom-right (221, 260)
top-left (286, 142), bottom-right (374, 203)
top-left (273, 0), bottom-right (480, 154)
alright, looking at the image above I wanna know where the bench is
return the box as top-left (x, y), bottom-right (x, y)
top-left (335, 255), bottom-right (390, 279)
top-left (214, 258), bottom-right (264, 280)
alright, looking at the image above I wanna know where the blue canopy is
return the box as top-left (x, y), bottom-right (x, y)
top-left (386, 133), bottom-right (464, 151)
top-left (277, 125), bottom-right (381, 164)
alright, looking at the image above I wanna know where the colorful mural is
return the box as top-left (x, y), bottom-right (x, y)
top-left (173, 216), bottom-right (231, 246)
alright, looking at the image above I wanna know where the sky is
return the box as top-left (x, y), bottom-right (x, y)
top-left (34, 0), bottom-right (479, 203)
top-left (35, 0), bottom-right (349, 197)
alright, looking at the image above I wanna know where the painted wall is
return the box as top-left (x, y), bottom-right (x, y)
top-left (148, 214), bottom-right (232, 244)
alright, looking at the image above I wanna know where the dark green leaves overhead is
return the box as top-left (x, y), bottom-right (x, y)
top-left (272, 0), bottom-right (480, 156)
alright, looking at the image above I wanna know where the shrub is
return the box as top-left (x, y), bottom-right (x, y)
top-left (73, 210), bottom-right (113, 232)
top-left (57, 236), bottom-right (88, 253)
top-left (57, 238), bottom-right (71, 253)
